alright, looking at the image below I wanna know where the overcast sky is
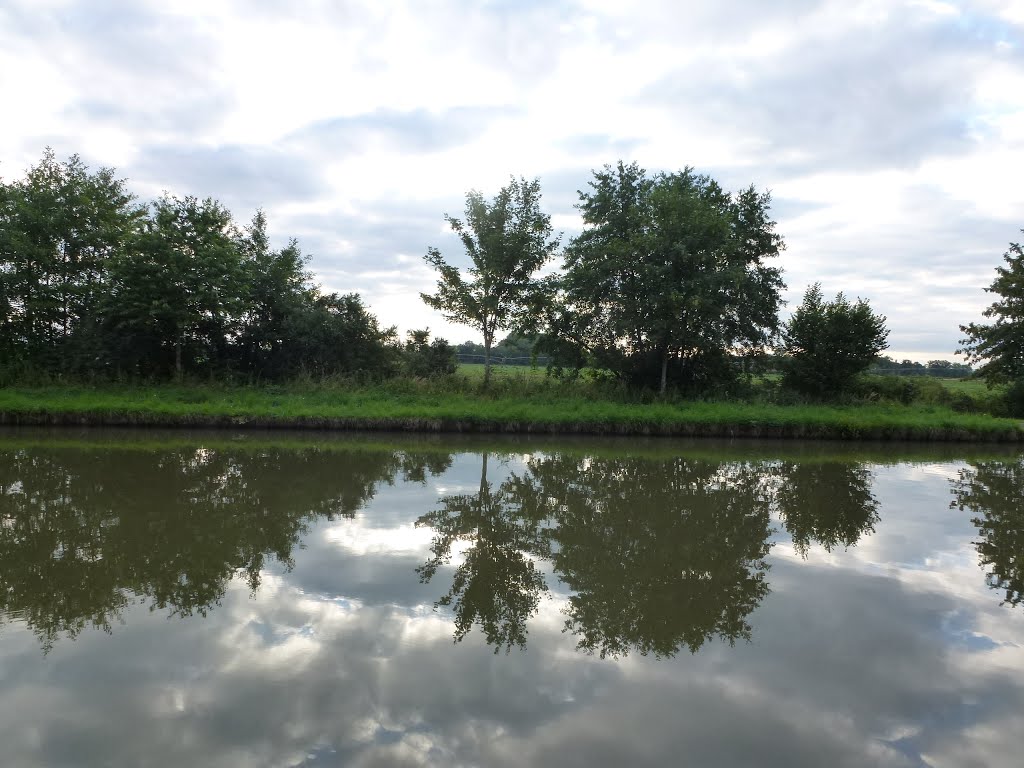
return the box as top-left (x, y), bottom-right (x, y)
top-left (2, 0), bottom-right (1022, 360)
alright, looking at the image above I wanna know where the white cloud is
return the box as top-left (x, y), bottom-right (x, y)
top-left (1, 0), bottom-right (1022, 356)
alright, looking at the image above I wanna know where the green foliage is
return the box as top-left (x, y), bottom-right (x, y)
top-left (1, 150), bottom-right (399, 383)
top-left (1000, 380), bottom-right (1024, 418)
top-left (542, 162), bottom-right (784, 394)
top-left (870, 356), bottom-right (973, 378)
top-left (781, 283), bottom-right (889, 398)
top-left (233, 211), bottom-right (315, 378)
top-left (455, 332), bottom-right (540, 364)
top-left (856, 374), bottom-right (924, 405)
top-left (103, 195), bottom-right (246, 379)
top-left (404, 329), bottom-right (457, 378)
top-left (0, 148), bottom-right (143, 375)
top-left (421, 177), bottom-right (560, 386)
top-left (959, 234), bottom-right (1024, 386)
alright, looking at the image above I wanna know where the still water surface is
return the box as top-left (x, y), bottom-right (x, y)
top-left (1, 429), bottom-right (1023, 767)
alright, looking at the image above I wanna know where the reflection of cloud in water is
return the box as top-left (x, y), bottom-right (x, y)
top-left (3, 441), bottom-right (1024, 766)
top-left (5, 545), bottom-right (1024, 767)
top-left (324, 519), bottom-right (435, 556)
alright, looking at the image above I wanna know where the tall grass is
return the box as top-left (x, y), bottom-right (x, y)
top-left (0, 380), bottom-right (1021, 441)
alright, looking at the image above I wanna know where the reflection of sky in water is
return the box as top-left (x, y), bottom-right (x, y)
top-left (2, 449), bottom-right (1024, 767)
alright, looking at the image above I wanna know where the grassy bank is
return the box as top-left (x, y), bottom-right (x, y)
top-left (0, 382), bottom-right (1021, 441)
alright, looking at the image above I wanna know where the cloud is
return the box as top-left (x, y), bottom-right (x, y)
top-left (2, 0), bottom-right (1024, 355)
top-left (637, 3), bottom-right (997, 176)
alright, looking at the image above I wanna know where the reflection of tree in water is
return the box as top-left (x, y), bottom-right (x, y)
top-left (530, 456), bottom-right (774, 658)
top-left (419, 453), bottom-right (886, 658)
top-left (951, 458), bottom-right (1024, 607)
top-left (772, 462), bottom-right (880, 557)
top-left (417, 453), bottom-right (551, 653)
top-left (0, 445), bottom-right (448, 650)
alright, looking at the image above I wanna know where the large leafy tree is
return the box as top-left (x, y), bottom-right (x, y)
top-left (0, 149), bottom-right (141, 374)
top-left (780, 283), bottom-right (889, 398)
top-left (421, 177), bottom-right (560, 387)
top-left (544, 162), bottom-right (785, 394)
top-left (958, 233), bottom-right (1024, 387)
top-left (103, 195), bottom-right (246, 379)
top-left (233, 210), bottom-right (316, 378)
top-left (280, 291), bottom-right (400, 378)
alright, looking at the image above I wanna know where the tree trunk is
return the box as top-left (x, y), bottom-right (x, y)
top-left (483, 332), bottom-right (493, 389)
top-left (175, 335), bottom-right (183, 382)
top-left (660, 350), bottom-right (669, 396)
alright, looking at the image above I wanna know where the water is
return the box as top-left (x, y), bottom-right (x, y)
top-left (0, 429), bottom-right (1022, 767)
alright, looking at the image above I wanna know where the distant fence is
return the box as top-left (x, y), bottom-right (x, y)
top-left (455, 355), bottom-right (970, 378)
top-left (865, 368), bottom-right (972, 378)
top-left (456, 354), bottom-right (550, 367)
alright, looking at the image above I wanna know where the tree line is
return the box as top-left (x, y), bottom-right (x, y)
top-left (423, 164), bottom-right (1024, 403)
top-left (3, 149), bottom-right (1021, 403)
top-left (422, 164), bottom-right (891, 395)
top-left (0, 149), bottom-right (454, 382)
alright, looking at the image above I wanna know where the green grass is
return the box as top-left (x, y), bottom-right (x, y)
top-left (0, 380), bottom-right (1021, 441)
top-left (935, 377), bottom-right (1002, 396)
top-left (457, 363), bottom-right (548, 382)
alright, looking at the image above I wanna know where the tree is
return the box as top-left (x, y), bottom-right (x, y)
top-left (958, 234), bottom-right (1024, 387)
top-left (421, 177), bottom-right (560, 387)
top-left (543, 162), bottom-right (785, 394)
top-left (279, 291), bottom-right (400, 378)
top-left (103, 195), bottom-right (246, 380)
top-left (780, 283), bottom-right (889, 397)
top-left (233, 210), bottom-right (318, 379)
top-left (403, 329), bottom-right (457, 378)
top-left (0, 149), bottom-right (141, 374)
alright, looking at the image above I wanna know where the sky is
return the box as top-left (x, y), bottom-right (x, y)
top-left (1, 0), bottom-right (1023, 361)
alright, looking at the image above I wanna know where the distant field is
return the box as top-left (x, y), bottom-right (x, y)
top-left (936, 378), bottom-right (1001, 396)
top-left (458, 363), bottom-right (548, 381)
top-left (461, 367), bottom-right (1003, 397)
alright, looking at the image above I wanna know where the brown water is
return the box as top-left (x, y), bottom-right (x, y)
top-left (0, 429), bottom-right (1022, 767)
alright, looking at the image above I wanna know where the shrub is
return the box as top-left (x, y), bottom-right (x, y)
top-left (403, 330), bottom-right (458, 378)
top-left (781, 284), bottom-right (889, 398)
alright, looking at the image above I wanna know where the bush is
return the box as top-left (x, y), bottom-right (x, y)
top-left (856, 375), bottom-right (921, 405)
top-left (1001, 380), bottom-right (1024, 418)
top-left (781, 284), bottom-right (889, 398)
top-left (403, 330), bottom-right (458, 378)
